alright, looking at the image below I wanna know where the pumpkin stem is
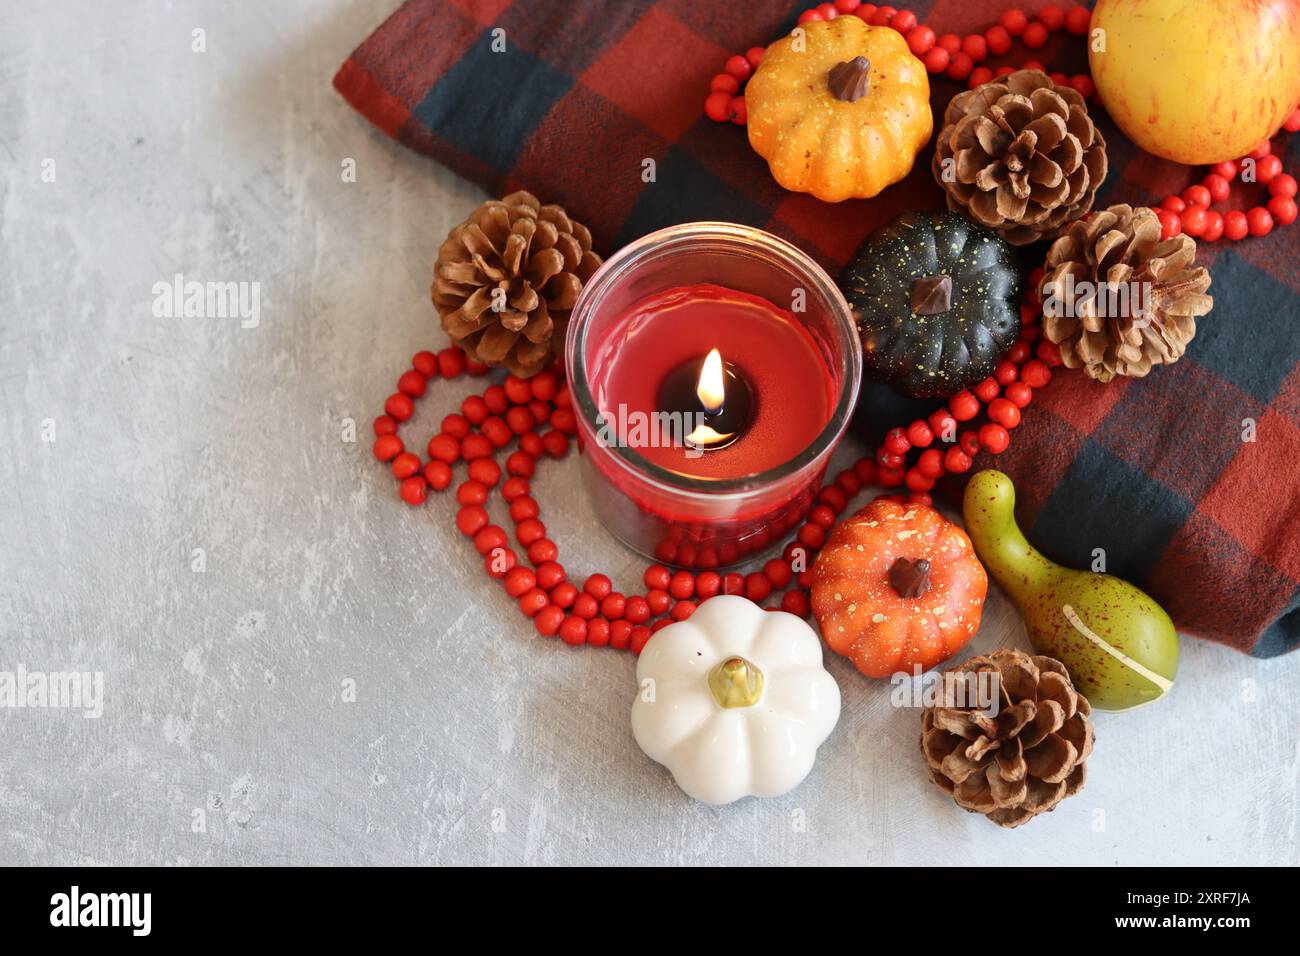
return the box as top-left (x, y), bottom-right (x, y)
top-left (708, 656), bottom-right (765, 709)
top-left (889, 557), bottom-right (932, 598)
top-left (827, 56), bottom-right (871, 102)
top-left (910, 275), bottom-right (953, 315)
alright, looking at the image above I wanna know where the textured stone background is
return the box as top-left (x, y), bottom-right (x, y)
top-left (1, 1), bottom-right (1296, 866)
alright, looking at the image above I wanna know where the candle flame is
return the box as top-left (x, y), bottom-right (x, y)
top-left (696, 348), bottom-right (726, 414)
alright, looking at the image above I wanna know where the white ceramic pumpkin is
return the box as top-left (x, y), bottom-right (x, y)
top-left (631, 595), bottom-right (841, 804)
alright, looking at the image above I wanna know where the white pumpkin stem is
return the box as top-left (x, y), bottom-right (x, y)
top-left (708, 657), bottom-right (765, 709)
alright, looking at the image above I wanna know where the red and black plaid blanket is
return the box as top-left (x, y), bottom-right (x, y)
top-left (334, 0), bottom-right (1300, 657)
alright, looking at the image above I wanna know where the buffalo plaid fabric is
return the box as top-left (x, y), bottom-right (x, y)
top-left (334, 0), bottom-right (1300, 657)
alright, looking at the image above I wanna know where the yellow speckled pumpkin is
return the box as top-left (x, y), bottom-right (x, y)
top-left (746, 16), bottom-right (932, 202)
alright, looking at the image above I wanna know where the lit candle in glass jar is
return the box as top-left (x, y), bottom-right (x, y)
top-left (566, 223), bottom-right (861, 569)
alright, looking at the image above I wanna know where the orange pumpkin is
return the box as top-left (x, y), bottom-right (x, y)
top-left (811, 500), bottom-right (988, 677)
top-left (745, 15), bottom-right (932, 202)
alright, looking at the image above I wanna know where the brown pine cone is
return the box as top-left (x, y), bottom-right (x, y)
top-left (1041, 204), bottom-right (1212, 382)
top-left (921, 648), bottom-right (1093, 828)
top-left (432, 191), bottom-right (602, 377)
top-left (932, 70), bottom-right (1107, 245)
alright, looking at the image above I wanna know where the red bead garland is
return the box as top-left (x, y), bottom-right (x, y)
top-left (1154, 136), bottom-right (1300, 241)
top-left (702, 2), bottom-right (1300, 244)
top-left (372, 277), bottom-right (1055, 654)
top-left (708, 3), bottom-right (1099, 124)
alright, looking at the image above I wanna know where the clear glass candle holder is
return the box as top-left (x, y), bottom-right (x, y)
top-left (564, 222), bottom-right (862, 569)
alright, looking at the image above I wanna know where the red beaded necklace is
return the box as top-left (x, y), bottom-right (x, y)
top-left (372, 289), bottom-right (1052, 652)
top-left (372, 2), bottom-right (1297, 654)
top-left (704, 2), bottom-right (1300, 240)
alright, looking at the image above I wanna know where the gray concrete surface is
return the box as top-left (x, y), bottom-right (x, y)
top-left (1, 0), bottom-right (1296, 865)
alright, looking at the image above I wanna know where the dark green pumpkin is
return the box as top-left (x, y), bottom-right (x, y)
top-left (840, 211), bottom-right (1022, 398)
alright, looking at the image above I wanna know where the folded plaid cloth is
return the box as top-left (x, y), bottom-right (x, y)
top-left (335, 0), bottom-right (1300, 656)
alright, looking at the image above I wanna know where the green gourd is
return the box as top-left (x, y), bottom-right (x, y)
top-left (962, 470), bottom-right (1178, 711)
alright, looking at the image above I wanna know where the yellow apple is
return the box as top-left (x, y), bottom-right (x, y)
top-left (1089, 0), bottom-right (1300, 164)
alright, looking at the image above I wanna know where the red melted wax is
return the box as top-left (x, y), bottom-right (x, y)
top-left (588, 284), bottom-right (834, 480)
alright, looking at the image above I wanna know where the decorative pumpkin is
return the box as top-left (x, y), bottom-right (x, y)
top-left (746, 16), bottom-right (932, 202)
top-left (811, 499), bottom-right (988, 678)
top-left (840, 211), bottom-right (1022, 397)
top-left (631, 596), bottom-right (841, 804)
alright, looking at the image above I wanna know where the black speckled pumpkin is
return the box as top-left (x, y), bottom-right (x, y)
top-left (840, 211), bottom-right (1022, 398)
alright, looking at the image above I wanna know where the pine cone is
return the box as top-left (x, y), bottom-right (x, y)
top-left (1041, 204), bottom-right (1212, 382)
top-left (921, 648), bottom-right (1093, 828)
top-left (432, 191), bottom-right (602, 377)
top-left (932, 70), bottom-right (1107, 245)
